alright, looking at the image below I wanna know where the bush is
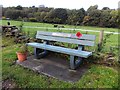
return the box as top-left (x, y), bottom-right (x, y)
top-left (97, 33), bottom-right (113, 52)
top-left (2, 16), bottom-right (6, 20)
top-left (54, 24), bottom-right (58, 27)
top-left (29, 18), bottom-right (37, 22)
top-left (17, 17), bottom-right (22, 21)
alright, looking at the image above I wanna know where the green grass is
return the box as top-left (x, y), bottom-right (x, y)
top-left (23, 24), bottom-right (118, 56)
top-left (2, 35), bottom-right (118, 88)
top-left (2, 20), bottom-right (118, 49)
top-left (1, 19), bottom-right (118, 55)
top-left (2, 20), bottom-right (118, 32)
top-left (2, 20), bottom-right (118, 59)
top-left (2, 20), bottom-right (119, 88)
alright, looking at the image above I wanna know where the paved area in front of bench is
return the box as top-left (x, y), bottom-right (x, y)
top-left (16, 54), bottom-right (90, 82)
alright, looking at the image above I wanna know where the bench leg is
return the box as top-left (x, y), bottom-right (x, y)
top-left (70, 55), bottom-right (82, 70)
top-left (34, 48), bottom-right (48, 59)
top-left (70, 55), bottom-right (75, 69)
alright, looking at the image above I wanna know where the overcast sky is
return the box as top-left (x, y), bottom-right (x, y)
top-left (1, 0), bottom-right (120, 10)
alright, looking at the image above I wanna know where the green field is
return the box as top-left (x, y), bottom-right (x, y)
top-left (1, 20), bottom-right (119, 88)
top-left (2, 20), bottom-right (118, 32)
top-left (2, 20), bottom-right (118, 47)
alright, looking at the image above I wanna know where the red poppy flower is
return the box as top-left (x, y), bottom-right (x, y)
top-left (76, 32), bottom-right (82, 38)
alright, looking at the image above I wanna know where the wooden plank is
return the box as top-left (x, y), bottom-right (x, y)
top-left (37, 31), bottom-right (96, 41)
top-left (52, 32), bottom-right (71, 38)
top-left (27, 43), bottom-right (92, 58)
top-left (36, 35), bottom-right (95, 46)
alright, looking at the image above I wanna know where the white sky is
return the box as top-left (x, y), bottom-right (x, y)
top-left (1, 0), bottom-right (120, 10)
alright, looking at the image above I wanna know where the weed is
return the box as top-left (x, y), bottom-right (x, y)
top-left (18, 21), bottom-right (24, 33)
top-left (97, 33), bottom-right (113, 52)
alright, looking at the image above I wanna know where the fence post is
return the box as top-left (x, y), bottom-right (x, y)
top-left (98, 30), bottom-right (104, 51)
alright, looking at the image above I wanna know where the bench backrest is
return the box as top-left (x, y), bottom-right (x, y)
top-left (36, 31), bottom-right (96, 46)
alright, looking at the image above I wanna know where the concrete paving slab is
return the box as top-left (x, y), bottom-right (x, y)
top-left (16, 54), bottom-right (90, 82)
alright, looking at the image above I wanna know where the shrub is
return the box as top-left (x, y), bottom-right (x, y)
top-left (2, 16), bottom-right (6, 20)
top-left (54, 24), bottom-right (58, 27)
top-left (97, 33), bottom-right (113, 52)
top-left (29, 18), bottom-right (37, 22)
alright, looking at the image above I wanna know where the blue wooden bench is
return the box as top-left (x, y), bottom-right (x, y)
top-left (26, 31), bottom-right (96, 69)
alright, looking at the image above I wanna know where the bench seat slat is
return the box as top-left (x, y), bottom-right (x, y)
top-left (37, 31), bottom-right (96, 41)
top-left (36, 35), bottom-right (95, 46)
top-left (27, 43), bottom-right (92, 58)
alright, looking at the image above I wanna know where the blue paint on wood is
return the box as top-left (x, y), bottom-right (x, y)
top-left (27, 31), bottom-right (96, 69)
top-left (37, 31), bottom-right (96, 41)
top-left (27, 43), bottom-right (92, 58)
top-left (36, 35), bottom-right (95, 46)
